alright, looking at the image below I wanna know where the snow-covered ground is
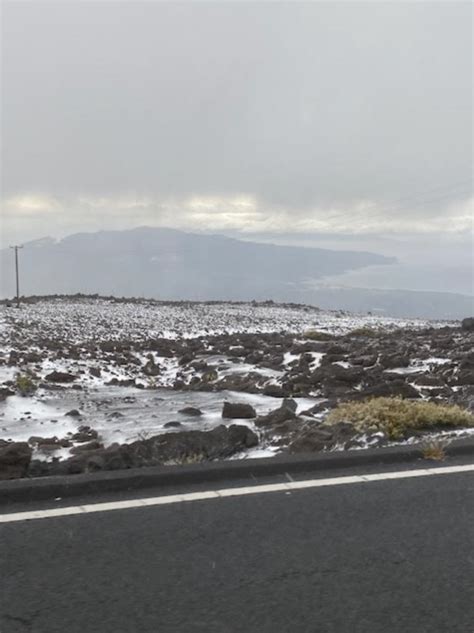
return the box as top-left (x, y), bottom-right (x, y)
top-left (0, 386), bottom-right (318, 447)
top-left (0, 298), bottom-right (451, 347)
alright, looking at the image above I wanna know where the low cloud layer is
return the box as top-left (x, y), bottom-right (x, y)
top-left (1, 1), bottom-right (472, 247)
top-left (2, 191), bottom-right (473, 247)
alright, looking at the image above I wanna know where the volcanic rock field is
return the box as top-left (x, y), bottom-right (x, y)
top-left (0, 297), bottom-right (473, 479)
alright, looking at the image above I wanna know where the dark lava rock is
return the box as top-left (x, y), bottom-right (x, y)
top-left (179, 407), bottom-right (203, 416)
top-left (461, 317), bottom-right (474, 331)
top-left (89, 367), bottom-right (101, 378)
top-left (0, 387), bottom-right (15, 401)
top-left (32, 425), bottom-right (258, 476)
top-left (454, 370), bottom-right (474, 386)
top-left (302, 399), bottom-right (334, 415)
top-left (29, 436), bottom-right (71, 449)
top-left (105, 378), bottom-right (137, 387)
top-left (352, 380), bottom-right (421, 400)
top-left (8, 351), bottom-right (20, 365)
top-left (45, 371), bottom-right (77, 383)
top-left (143, 358), bottom-right (161, 377)
top-left (255, 401), bottom-right (297, 428)
top-left (71, 426), bottom-right (99, 443)
top-left (39, 382), bottom-right (67, 391)
top-left (125, 424), bottom-right (258, 465)
top-left (24, 351), bottom-right (43, 363)
top-left (228, 346), bottom-right (246, 357)
top-left (179, 353), bottom-right (195, 366)
top-left (0, 442), bottom-right (32, 479)
top-left (212, 373), bottom-right (263, 394)
top-left (350, 355), bottom-right (378, 367)
top-left (262, 384), bottom-right (290, 398)
top-left (282, 398), bottom-right (298, 413)
top-left (222, 402), bottom-right (257, 419)
top-left (411, 374), bottom-right (445, 387)
top-left (459, 354), bottom-right (474, 370)
top-left (99, 341), bottom-right (117, 353)
top-left (289, 422), bottom-right (356, 453)
top-left (65, 409), bottom-right (81, 417)
top-left (310, 364), bottom-right (364, 386)
top-left (163, 421), bottom-right (183, 428)
top-left (379, 354), bottom-right (410, 370)
top-left (70, 440), bottom-right (104, 454)
top-left (189, 360), bottom-right (209, 372)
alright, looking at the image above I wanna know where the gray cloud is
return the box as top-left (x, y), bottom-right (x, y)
top-left (1, 0), bottom-right (472, 237)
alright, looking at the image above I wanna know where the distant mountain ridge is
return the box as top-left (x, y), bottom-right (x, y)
top-left (0, 226), bottom-right (472, 319)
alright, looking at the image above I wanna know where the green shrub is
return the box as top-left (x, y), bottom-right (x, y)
top-left (302, 330), bottom-right (334, 341)
top-left (326, 397), bottom-right (474, 440)
top-left (15, 373), bottom-right (37, 397)
top-left (201, 369), bottom-right (218, 383)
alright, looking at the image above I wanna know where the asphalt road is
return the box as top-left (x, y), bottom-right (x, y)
top-left (1, 464), bottom-right (474, 633)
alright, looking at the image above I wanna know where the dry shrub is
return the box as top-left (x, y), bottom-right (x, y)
top-left (326, 397), bottom-right (474, 440)
top-left (420, 439), bottom-right (448, 461)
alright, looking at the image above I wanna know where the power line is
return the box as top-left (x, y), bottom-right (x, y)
top-left (9, 245), bottom-right (23, 308)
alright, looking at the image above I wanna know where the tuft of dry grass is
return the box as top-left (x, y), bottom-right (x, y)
top-left (420, 439), bottom-right (448, 461)
top-left (326, 397), bottom-right (474, 440)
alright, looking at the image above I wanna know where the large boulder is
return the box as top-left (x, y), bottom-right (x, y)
top-left (0, 387), bottom-right (15, 401)
top-left (310, 364), bottom-right (364, 386)
top-left (379, 354), bottom-right (410, 370)
top-left (411, 374), bottom-right (445, 387)
top-left (454, 370), bottom-right (474, 386)
top-left (45, 370), bottom-right (77, 383)
top-left (461, 317), bottom-right (474, 331)
top-left (289, 422), bottom-right (356, 453)
top-left (124, 424), bottom-right (258, 465)
top-left (32, 424), bottom-right (258, 475)
top-left (222, 401), bottom-right (257, 419)
top-left (262, 384), bottom-right (291, 398)
top-left (142, 358), bottom-right (161, 377)
top-left (179, 407), bottom-right (203, 417)
top-left (352, 380), bottom-right (421, 400)
top-left (0, 442), bottom-right (32, 480)
top-left (255, 400), bottom-right (297, 428)
top-left (71, 426), bottom-right (99, 443)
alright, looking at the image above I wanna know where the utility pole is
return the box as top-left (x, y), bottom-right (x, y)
top-left (9, 245), bottom-right (23, 308)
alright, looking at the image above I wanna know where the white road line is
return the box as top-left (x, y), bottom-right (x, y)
top-left (1, 463), bottom-right (474, 524)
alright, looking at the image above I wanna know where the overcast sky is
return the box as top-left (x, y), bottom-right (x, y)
top-left (1, 0), bottom-right (472, 248)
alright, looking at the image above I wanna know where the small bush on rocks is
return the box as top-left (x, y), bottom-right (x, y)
top-left (326, 397), bottom-right (474, 440)
top-left (15, 373), bottom-right (37, 397)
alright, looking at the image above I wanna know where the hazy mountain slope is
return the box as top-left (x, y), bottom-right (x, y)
top-left (0, 227), bottom-right (471, 318)
top-left (0, 226), bottom-right (392, 297)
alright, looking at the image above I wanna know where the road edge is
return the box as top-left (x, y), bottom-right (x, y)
top-left (1, 437), bottom-right (474, 505)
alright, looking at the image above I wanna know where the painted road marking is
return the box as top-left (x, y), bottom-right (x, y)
top-left (1, 463), bottom-right (474, 524)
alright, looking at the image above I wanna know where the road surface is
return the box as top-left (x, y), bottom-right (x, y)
top-left (1, 460), bottom-right (474, 632)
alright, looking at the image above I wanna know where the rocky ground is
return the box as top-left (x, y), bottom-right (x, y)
top-left (0, 298), bottom-right (473, 479)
